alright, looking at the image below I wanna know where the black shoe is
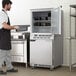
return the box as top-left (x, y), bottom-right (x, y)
top-left (7, 68), bottom-right (18, 72)
top-left (0, 70), bottom-right (7, 75)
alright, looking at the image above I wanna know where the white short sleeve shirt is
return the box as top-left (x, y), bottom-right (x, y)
top-left (0, 10), bottom-right (8, 29)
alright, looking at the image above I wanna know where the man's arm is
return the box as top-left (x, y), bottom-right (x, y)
top-left (2, 22), bottom-right (19, 30)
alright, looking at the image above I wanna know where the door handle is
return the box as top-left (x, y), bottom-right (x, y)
top-left (30, 40), bottom-right (36, 41)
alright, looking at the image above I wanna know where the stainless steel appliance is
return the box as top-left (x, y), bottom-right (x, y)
top-left (30, 7), bottom-right (63, 70)
top-left (11, 25), bottom-right (30, 67)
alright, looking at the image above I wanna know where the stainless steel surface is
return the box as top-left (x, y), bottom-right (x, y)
top-left (31, 7), bottom-right (61, 34)
top-left (16, 25), bottom-right (30, 32)
top-left (30, 7), bottom-right (63, 69)
top-left (11, 31), bottom-right (28, 67)
top-left (30, 33), bottom-right (53, 40)
top-left (11, 32), bottom-right (26, 41)
top-left (68, 5), bottom-right (76, 71)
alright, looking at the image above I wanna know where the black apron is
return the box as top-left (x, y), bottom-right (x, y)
top-left (0, 10), bottom-right (11, 50)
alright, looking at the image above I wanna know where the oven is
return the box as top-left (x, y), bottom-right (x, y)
top-left (11, 25), bottom-right (30, 67)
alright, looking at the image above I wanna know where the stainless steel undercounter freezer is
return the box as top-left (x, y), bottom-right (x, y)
top-left (30, 7), bottom-right (63, 70)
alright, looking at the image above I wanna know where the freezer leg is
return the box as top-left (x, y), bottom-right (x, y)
top-left (50, 65), bottom-right (54, 71)
top-left (25, 63), bottom-right (27, 68)
top-left (30, 64), bottom-right (35, 69)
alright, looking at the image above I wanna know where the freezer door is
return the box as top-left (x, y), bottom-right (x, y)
top-left (30, 39), bottom-right (53, 66)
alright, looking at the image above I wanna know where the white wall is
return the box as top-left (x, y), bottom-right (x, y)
top-left (0, 0), bottom-right (76, 66)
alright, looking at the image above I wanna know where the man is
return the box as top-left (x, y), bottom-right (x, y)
top-left (0, 0), bottom-right (19, 75)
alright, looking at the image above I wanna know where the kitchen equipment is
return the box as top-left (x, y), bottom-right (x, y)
top-left (11, 25), bottom-right (30, 67)
top-left (30, 7), bottom-right (63, 70)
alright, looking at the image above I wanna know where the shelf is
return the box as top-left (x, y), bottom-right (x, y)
top-left (70, 5), bottom-right (76, 8)
top-left (33, 25), bottom-right (51, 27)
top-left (70, 15), bottom-right (76, 17)
top-left (69, 5), bottom-right (76, 72)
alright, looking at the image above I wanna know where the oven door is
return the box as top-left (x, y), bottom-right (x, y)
top-left (11, 41), bottom-right (24, 56)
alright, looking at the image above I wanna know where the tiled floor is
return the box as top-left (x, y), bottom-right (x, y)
top-left (1, 66), bottom-right (76, 76)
